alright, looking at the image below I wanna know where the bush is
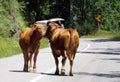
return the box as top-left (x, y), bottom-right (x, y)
top-left (75, 21), bottom-right (96, 36)
top-left (0, 0), bottom-right (26, 38)
top-left (0, 37), bottom-right (21, 58)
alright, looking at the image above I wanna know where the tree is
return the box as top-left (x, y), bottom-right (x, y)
top-left (17, 0), bottom-right (120, 35)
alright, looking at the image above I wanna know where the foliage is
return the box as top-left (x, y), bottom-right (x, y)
top-left (0, 0), bottom-right (120, 37)
top-left (17, 0), bottom-right (70, 25)
top-left (73, 0), bottom-right (120, 35)
top-left (100, 0), bottom-right (120, 32)
top-left (0, 0), bottom-right (26, 38)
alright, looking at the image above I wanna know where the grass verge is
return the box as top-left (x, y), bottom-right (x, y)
top-left (82, 30), bottom-right (120, 40)
top-left (0, 37), bottom-right (49, 58)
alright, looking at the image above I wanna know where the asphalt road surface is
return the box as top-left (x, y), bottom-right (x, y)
top-left (0, 38), bottom-right (120, 82)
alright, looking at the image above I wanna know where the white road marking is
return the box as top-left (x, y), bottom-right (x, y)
top-left (30, 43), bottom-right (90, 82)
top-left (30, 67), bottom-right (55, 82)
top-left (82, 43), bottom-right (90, 51)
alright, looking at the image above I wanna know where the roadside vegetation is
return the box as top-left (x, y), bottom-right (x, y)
top-left (0, 38), bottom-right (48, 58)
top-left (83, 31), bottom-right (120, 40)
top-left (0, 0), bottom-right (120, 58)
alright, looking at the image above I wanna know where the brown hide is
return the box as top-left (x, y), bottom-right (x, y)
top-left (45, 22), bottom-right (79, 76)
top-left (19, 23), bottom-right (45, 72)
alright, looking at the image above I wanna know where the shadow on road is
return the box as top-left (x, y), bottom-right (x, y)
top-left (9, 70), bottom-right (41, 74)
top-left (9, 70), bottom-right (68, 76)
top-left (80, 51), bottom-right (120, 55)
top-left (90, 38), bottom-right (120, 42)
top-left (101, 58), bottom-right (120, 63)
top-left (41, 72), bottom-right (68, 76)
top-left (77, 38), bottom-right (120, 55)
top-left (74, 71), bottom-right (120, 78)
top-left (9, 70), bottom-right (24, 73)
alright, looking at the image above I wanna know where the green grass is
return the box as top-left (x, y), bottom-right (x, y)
top-left (0, 37), bottom-right (49, 58)
top-left (82, 30), bottom-right (120, 40)
top-left (111, 33), bottom-right (120, 40)
top-left (0, 37), bottom-right (20, 58)
top-left (40, 38), bottom-right (49, 49)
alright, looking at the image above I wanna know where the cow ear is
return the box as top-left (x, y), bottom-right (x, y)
top-left (34, 24), bottom-right (37, 29)
top-left (31, 24), bottom-right (37, 30)
top-left (49, 22), bottom-right (57, 31)
top-left (54, 23), bottom-right (61, 28)
top-left (51, 25), bottom-right (56, 31)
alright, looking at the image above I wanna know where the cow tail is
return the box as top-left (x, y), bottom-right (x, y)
top-left (68, 28), bottom-right (79, 58)
top-left (68, 28), bottom-right (75, 53)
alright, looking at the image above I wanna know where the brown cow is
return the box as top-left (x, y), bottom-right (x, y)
top-left (19, 23), bottom-right (45, 72)
top-left (45, 22), bottom-right (79, 76)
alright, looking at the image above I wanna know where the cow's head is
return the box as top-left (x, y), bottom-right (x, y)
top-left (31, 23), bottom-right (45, 36)
top-left (45, 22), bottom-right (61, 39)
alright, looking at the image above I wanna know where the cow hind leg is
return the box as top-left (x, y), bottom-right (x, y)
top-left (68, 54), bottom-right (74, 76)
top-left (61, 50), bottom-right (67, 75)
top-left (61, 57), bottom-right (67, 75)
top-left (29, 52), bottom-right (33, 72)
top-left (33, 51), bottom-right (39, 72)
top-left (54, 57), bottom-right (59, 75)
top-left (23, 52), bottom-right (29, 72)
top-left (69, 59), bottom-right (73, 76)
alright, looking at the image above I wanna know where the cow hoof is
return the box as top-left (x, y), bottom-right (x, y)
top-left (23, 69), bottom-right (28, 72)
top-left (69, 73), bottom-right (73, 76)
top-left (61, 72), bottom-right (65, 75)
top-left (61, 69), bottom-right (65, 75)
top-left (33, 69), bottom-right (37, 73)
top-left (29, 68), bottom-right (32, 72)
top-left (55, 72), bottom-right (59, 75)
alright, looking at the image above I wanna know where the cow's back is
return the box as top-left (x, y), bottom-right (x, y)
top-left (51, 29), bottom-right (70, 50)
top-left (51, 28), bottom-right (79, 51)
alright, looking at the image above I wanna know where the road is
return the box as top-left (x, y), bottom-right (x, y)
top-left (0, 38), bottom-right (120, 82)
